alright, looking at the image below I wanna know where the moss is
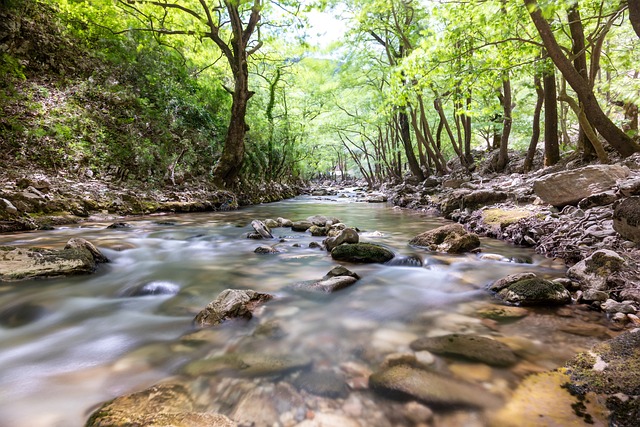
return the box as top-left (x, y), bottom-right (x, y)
top-left (507, 278), bottom-right (565, 299)
top-left (584, 251), bottom-right (625, 276)
top-left (331, 243), bottom-right (395, 263)
top-left (482, 208), bottom-right (531, 228)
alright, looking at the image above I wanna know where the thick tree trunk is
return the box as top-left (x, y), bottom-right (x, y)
top-left (524, 75), bottom-right (544, 172)
top-left (399, 111), bottom-right (425, 181)
top-left (525, 0), bottom-right (640, 157)
top-left (543, 66), bottom-right (559, 166)
top-left (629, 0), bottom-right (640, 39)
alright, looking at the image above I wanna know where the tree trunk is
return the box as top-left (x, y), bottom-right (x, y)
top-left (398, 111), bottom-right (425, 181)
top-left (524, 75), bottom-right (544, 172)
top-left (524, 0), bottom-right (640, 157)
top-left (543, 65), bottom-right (559, 166)
top-left (629, 0), bottom-right (640, 39)
top-left (495, 75), bottom-right (512, 172)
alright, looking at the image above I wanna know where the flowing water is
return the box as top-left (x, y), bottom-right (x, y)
top-left (0, 195), bottom-right (614, 426)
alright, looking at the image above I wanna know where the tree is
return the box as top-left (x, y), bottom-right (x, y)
top-left (116, 0), bottom-right (282, 187)
top-left (524, 0), bottom-right (640, 157)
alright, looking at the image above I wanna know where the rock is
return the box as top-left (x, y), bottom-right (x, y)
top-left (277, 217), bottom-right (293, 227)
top-left (577, 191), bottom-right (618, 209)
top-left (567, 249), bottom-right (626, 291)
top-left (368, 364), bottom-right (501, 408)
top-left (86, 383), bottom-right (235, 427)
top-left (481, 208), bottom-right (532, 230)
top-left (307, 214), bottom-right (339, 226)
top-left (324, 265), bottom-right (360, 280)
top-left (308, 242), bottom-right (322, 249)
top-left (311, 188), bottom-right (328, 196)
top-left (384, 255), bottom-right (423, 267)
top-left (324, 228), bottom-right (359, 252)
top-left (533, 165), bottom-right (630, 207)
top-left (409, 223), bottom-right (480, 254)
top-left (230, 383), bottom-right (304, 427)
top-left (0, 301), bottom-right (47, 327)
top-left (293, 370), bottom-right (349, 398)
top-left (183, 352), bottom-right (311, 377)
top-left (309, 225), bottom-right (328, 236)
top-left (462, 189), bottom-right (509, 209)
top-left (488, 272), bottom-right (538, 292)
top-left (251, 219), bottom-right (274, 239)
top-left (263, 218), bottom-right (279, 229)
top-left (580, 289), bottom-right (609, 304)
top-left (496, 277), bottom-right (571, 306)
top-left (64, 237), bottom-right (109, 263)
top-left (331, 243), bottom-right (395, 263)
top-left (294, 276), bottom-right (358, 293)
top-left (601, 299), bottom-right (637, 315)
top-left (613, 196), bottom-right (640, 243)
top-left (476, 304), bottom-right (529, 321)
top-left (193, 289), bottom-right (273, 328)
top-left (410, 334), bottom-right (518, 367)
top-left (291, 220), bottom-right (313, 232)
top-left (119, 281), bottom-right (180, 297)
top-left (0, 244), bottom-right (99, 281)
top-left (0, 198), bottom-right (18, 215)
top-left (254, 245), bottom-right (279, 254)
top-left (490, 371), bottom-right (608, 427)
top-left (619, 177), bottom-right (640, 197)
top-left (365, 193), bottom-right (388, 203)
top-left (106, 222), bottom-right (131, 229)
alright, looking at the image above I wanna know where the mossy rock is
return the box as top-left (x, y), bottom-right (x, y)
top-left (410, 334), bottom-right (518, 367)
top-left (482, 208), bottom-right (532, 229)
top-left (497, 278), bottom-right (571, 306)
top-left (409, 223), bottom-right (480, 254)
top-left (330, 242), bottom-right (395, 263)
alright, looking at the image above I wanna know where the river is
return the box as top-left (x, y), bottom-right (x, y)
top-left (0, 194), bottom-right (612, 426)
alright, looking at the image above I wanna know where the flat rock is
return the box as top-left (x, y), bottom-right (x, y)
top-left (86, 383), bottom-right (235, 427)
top-left (330, 243), bottom-right (394, 263)
top-left (324, 228), bottom-right (359, 252)
top-left (295, 276), bottom-right (358, 293)
top-left (183, 352), bottom-right (311, 377)
top-left (409, 223), bottom-right (480, 254)
top-left (533, 164), bottom-right (629, 207)
top-left (613, 196), bottom-right (640, 243)
top-left (369, 364), bottom-right (501, 408)
top-left (410, 334), bottom-right (518, 367)
top-left (193, 289), bottom-right (273, 328)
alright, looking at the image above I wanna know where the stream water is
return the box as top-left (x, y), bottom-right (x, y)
top-left (0, 195), bottom-right (614, 426)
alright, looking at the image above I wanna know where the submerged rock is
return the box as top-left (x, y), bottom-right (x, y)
top-left (0, 238), bottom-right (107, 281)
top-left (409, 223), bottom-right (480, 254)
top-left (0, 301), bottom-right (47, 328)
top-left (183, 352), bottom-right (311, 377)
top-left (293, 370), bottom-right (349, 398)
top-left (410, 334), bottom-right (518, 367)
top-left (496, 277), bottom-right (571, 306)
top-left (324, 228), bottom-right (359, 252)
top-left (193, 289), bottom-right (273, 328)
top-left (331, 243), bottom-right (395, 263)
top-left (293, 266), bottom-right (360, 293)
top-left (476, 304), bottom-right (529, 321)
top-left (85, 383), bottom-right (234, 427)
top-left (369, 364), bottom-right (501, 408)
top-left (119, 280), bottom-right (180, 297)
top-left (533, 164), bottom-right (629, 207)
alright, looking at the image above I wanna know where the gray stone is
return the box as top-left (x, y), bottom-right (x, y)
top-left (331, 243), bottom-right (395, 263)
top-left (601, 299), bottom-right (637, 315)
top-left (497, 277), bottom-right (571, 306)
top-left (324, 228), bottom-right (359, 252)
top-left (613, 196), bottom-right (640, 243)
top-left (0, 243), bottom-right (99, 281)
top-left (309, 225), bottom-right (328, 236)
top-left (193, 289), bottom-right (273, 328)
top-left (183, 352), bottom-right (311, 377)
top-left (488, 272), bottom-right (538, 292)
top-left (295, 276), bottom-right (358, 293)
top-left (533, 165), bottom-right (630, 207)
top-left (254, 245), bottom-right (279, 254)
top-left (578, 191), bottom-right (619, 209)
top-left (277, 217), bottom-right (293, 227)
top-left (409, 223), bottom-right (480, 254)
top-left (581, 289), bottom-right (609, 303)
top-left (369, 364), bottom-right (501, 408)
top-left (251, 219), bottom-right (273, 239)
top-left (567, 249), bottom-right (626, 291)
top-left (619, 177), bottom-right (640, 197)
top-left (410, 334), bottom-right (518, 367)
top-left (64, 237), bottom-right (109, 263)
top-left (263, 218), bottom-right (279, 229)
top-left (365, 193), bottom-right (388, 203)
top-left (291, 220), bottom-right (312, 232)
top-left (0, 198), bottom-right (18, 214)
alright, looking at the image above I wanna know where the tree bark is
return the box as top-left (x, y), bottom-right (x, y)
top-left (629, 0), bottom-right (640, 39)
top-left (495, 75), bottom-right (512, 172)
top-left (524, 0), bottom-right (640, 157)
top-left (543, 65), bottom-right (559, 166)
top-left (398, 111), bottom-right (425, 181)
top-left (524, 75), bottom-right (544, 172)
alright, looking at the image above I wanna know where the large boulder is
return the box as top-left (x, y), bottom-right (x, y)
top-left (330, 243), bottom-right (395, 263)
top-left (193, 289), bottom-right (273, 328)
top-left (533, 165), bottom-right (629, 207)
top-left (369, 364), bottom-right (501, 408)
top-left (410, 334), bottom-right (518, 367)
top-left (567, 249), bottom-right (626, 292)
top-left (86, 383), bottom-right (234, 427)
top-left (0, 238), bottom-right (107, 281)
top-left (409, 223), bottom-right (480, 254)
top-left (613, 196), bottom-right (640, 243)
top-left (324, 228), bottom-right (359, 252)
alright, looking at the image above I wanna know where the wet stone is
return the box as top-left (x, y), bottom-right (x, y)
top-left (496, 278), bottom-right (571, 306)
top-left (193, 289), bottom-right (273, 328)
top-left (106, 222), bottom-right (131, 229)
top-left (476, 304), bottom-right (529, 321)
top-left (331, 243), bottom-right (395, 263)
top-left (0, 301), bottom-right (47, 328)
top-left (409, 223), bottom-right (480, 254)
top-left (292, 370), bottom-right (350, 398)
top-left (119, 280), bottom-right (179, 297)
top-left (410, 333), bottom-right (518, 367)
top-left (182, 352), bottom-right (312, 378)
